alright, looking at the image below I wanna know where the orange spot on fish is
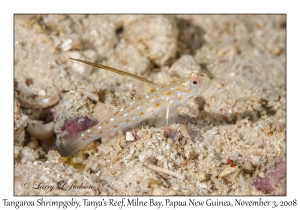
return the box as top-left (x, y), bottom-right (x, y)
top-left (131, 114), bottom-right (135, 116)
top-left (177, 96), bottom-right (182, 100)
top-left (156, 95), bottom-right (159, 98)
top-left (161, 85), bottom-right (165, 88)
top-left (106, 121), bottom-right (108, 124)
top-left (155, 103), bottom-right (160, 107)
top-left (114, 125), bottom-right (118, 128)
top-left (87, 135), bottom-right (90, 138)
top-left (141, 102), bottom-right (144, 105)
top-left (182, 89), bottom-right (191, 93)
top-left (126, 119), bottom-right (130, 122)
top-left (99, 131), bottom-right (102, 134)
top-left (166, 91), bottom-right (173, 95)
top-left (114, 112), bottom-right (118, 116)
top-left (138, 97), bottom-right (142, 100)
top-left (176, 87), bottom-right (181, 90)
top-left (139, 111), bottom-right (144, 116)
top-left (151, 89), bottom-right (155, 93)
top-left (82, 138), bottom-right (85, 141)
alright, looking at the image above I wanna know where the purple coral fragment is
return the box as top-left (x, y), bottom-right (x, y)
top-left (132, 132), bottom-right (142, 140)
top-left (61, 116), bottom-right (97, 137)
top-left (252, 158), bottom-right (286, 195)
top-left (163, 126), bottom-right (180, 142)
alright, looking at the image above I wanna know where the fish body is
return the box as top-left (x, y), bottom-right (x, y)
top-left (54, 58), bottom-right (211, 156)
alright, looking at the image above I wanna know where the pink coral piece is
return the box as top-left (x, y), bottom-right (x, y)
top-left (252, 158), bottom-right (286, 195)
top-left (61, 117), bottom-right (97, 137)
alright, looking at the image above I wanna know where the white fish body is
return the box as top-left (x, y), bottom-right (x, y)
top-left (54, 58), bottom-right (211, 156)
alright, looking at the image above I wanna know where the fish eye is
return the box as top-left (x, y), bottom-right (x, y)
top-left (190, 77), bottom-right (200, 85)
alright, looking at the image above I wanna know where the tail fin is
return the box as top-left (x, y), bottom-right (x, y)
top-left (49, 131), bottom-right (94, 156)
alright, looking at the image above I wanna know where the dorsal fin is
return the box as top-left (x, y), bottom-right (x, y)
top-left (70, 58), bottom-right (159, 92)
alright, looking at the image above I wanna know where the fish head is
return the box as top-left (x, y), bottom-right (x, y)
top-left (188, 72), bottom-right (211, 94)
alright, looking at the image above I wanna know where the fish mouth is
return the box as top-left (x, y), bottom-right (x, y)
top-left (200, 76), bottom-right (212, 92)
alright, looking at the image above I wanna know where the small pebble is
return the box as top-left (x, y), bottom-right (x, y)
top-left (38, 89), bottom-right (46, 96)
top-left (244, 160), bottom-right (252, 171)
top-left (179, 125), bottom-right (190, 139)
top-left (27, 122), bottom-right (55, 140)
top-left (197, 171), bottom-right (207, 181)
top-left (253, 103), bottom-right (264, 112)
top-left (47, 150), bottom-right (63, 164)
top-left (26, 138), bottom-right (39, 150)
top-left (19, 147), bottom-right (38, 163)
top-left (198, 183), bottom-right (207, 189)
top-left (258, 172), bottom-right (266, 178)
top-left (250, 155), bottom-right (260, 164)
top-left (61, 39), bottom-right (72, 51)
top-left (152, 187), bottom-right (177, 195)
top-left (125, 132), bottom-right (134, 141)
top-left (207, 127), bottom-right (218, 135)
top-left (218, 166), bottom-right (239, 178)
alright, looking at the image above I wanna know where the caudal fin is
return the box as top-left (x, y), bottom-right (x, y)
top-left (49, 131), bottom-right (95, 156)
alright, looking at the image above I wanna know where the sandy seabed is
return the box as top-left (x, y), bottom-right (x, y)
top-left (14, 15), bottom-right (286, 195)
